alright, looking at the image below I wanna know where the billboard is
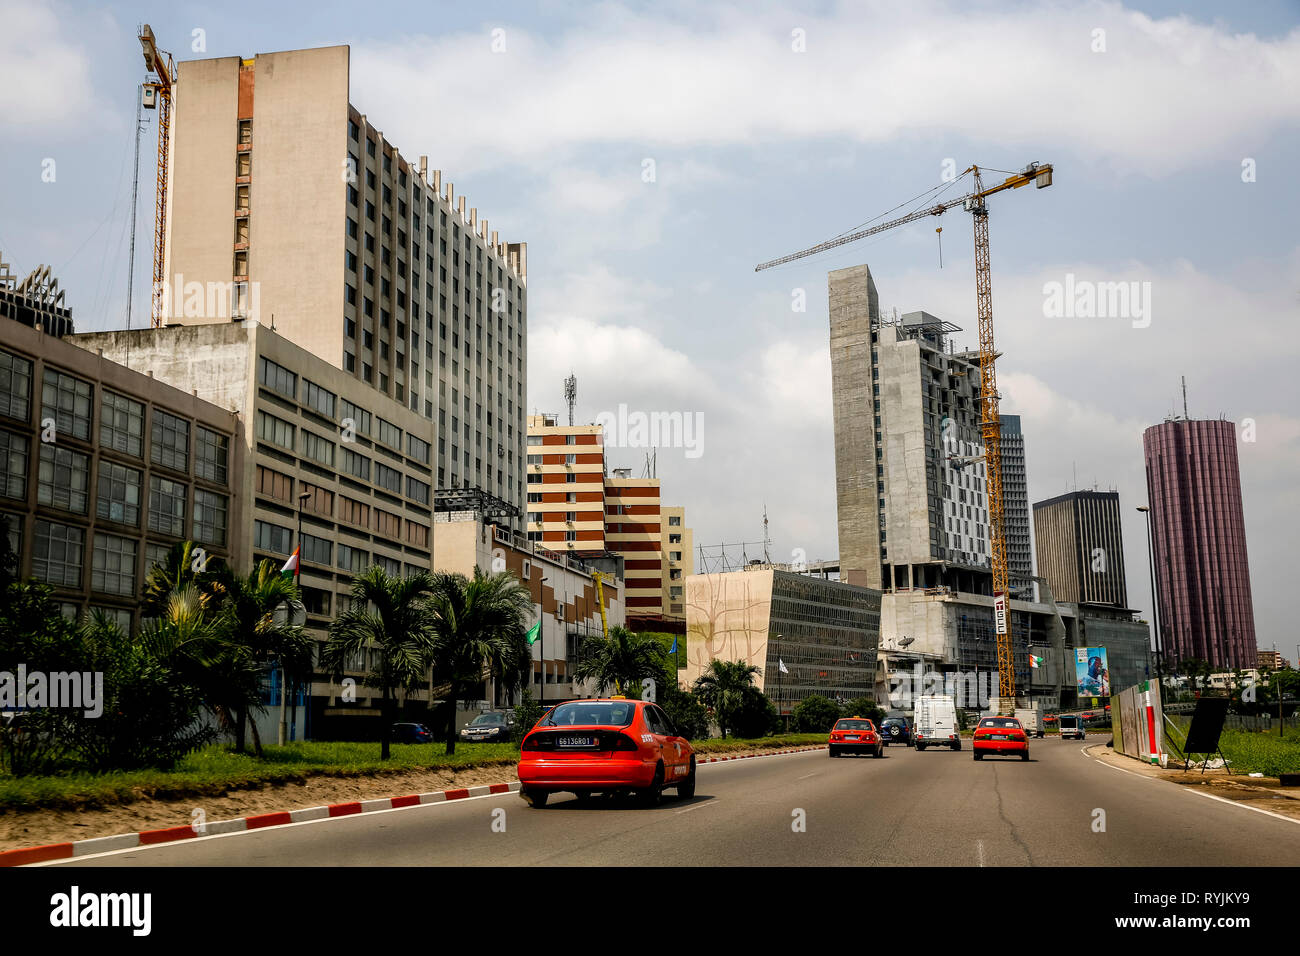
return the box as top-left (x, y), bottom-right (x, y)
top-left (1075, 647), bottom-right (1110, 697)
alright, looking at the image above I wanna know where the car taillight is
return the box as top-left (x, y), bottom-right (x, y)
top-left (611, 733), bottom-right (639, 751)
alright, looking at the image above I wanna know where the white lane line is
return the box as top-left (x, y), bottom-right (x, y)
top-left (674, 801), bottom-right (718, 815)
top-left (29, 790), bottom-right (513, 866)
top-left (976, 840), bottom-right (985, 867)
top-left (1081, 748), bottom-right (1300, 827)
top-left (795, 772), bottom-right (818, 781)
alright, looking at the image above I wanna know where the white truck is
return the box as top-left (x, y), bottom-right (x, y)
top-left (1015, 707), bottom-right (1045, 739)
top-left (914, 695), bottom-right (960, 751)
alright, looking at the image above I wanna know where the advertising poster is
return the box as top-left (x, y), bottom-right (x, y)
top-left (1075, 647), bottom-right (1110, 697)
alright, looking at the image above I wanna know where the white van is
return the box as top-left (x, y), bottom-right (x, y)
top-left (1015, 708), bottom-right (1045, 739)
top-left (914, 695), bottom-right (960, 751)
top-left (1058, 714), bottom-right (1085, 740)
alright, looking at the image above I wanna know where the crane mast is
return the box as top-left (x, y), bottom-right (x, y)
top-left (756, 162), bottom-right (1053, 707)
top-left (139, 25), bottom-right (175, 329)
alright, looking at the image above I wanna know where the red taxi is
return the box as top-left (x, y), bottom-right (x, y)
top-left (828, 717), bottom-right (884, 758)
top-left (516, 696), bottom-right (695, 807)
top-left (972, 716), bottom-right (1030, 761)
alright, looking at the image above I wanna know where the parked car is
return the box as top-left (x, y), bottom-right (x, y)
top-left (879, 716), bottom-right (912, 746)
top-left (517, 696), bottom-right (695, 807)
top-left (828, 717), bottom-right (884, 758)
top-left (972, 716), bottom-right (1030, 761)
top-left (391, 722), bottom-right (433, 744)
top-left (459, 711), bottom-right (515, 743)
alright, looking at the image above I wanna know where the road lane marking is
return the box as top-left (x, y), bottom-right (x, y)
top-left (674, 801), bottom-right (718, 815)
top-left (795, 772), bottom-right (818, 781)
top-left (976, 840), bottom-right (985, 867)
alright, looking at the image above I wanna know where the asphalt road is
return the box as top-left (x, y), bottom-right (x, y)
top-left (50, 739), bottom-right (1300, 866)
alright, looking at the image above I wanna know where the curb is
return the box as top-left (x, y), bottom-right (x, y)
top-left (0, 781), bottom-right (521, 868)
top-left (1, 745), bottom-right (829, 867)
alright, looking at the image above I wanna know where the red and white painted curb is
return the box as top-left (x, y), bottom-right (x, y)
top-left (1, 745), bottom-right (830, 866)
top-left (0, 781), bottom-right (521, 867)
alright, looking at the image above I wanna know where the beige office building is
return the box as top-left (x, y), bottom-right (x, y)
top-left (163, 44), bottom-right (527, 518)
top-left (661, 505), bottom-right (693, 619)
top-left (525, 414), bottom-right (606, 553)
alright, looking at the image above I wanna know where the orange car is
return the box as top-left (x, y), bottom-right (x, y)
top-left (828, 717), bottom-right (884, 758)
top-left (972, 716), bottom-right (1030, 761)
top-left (517, 696), bottom-right (695, 807)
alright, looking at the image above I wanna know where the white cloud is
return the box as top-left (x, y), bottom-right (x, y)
top-left (352, 1), bottom-right (1300, 176)
top-left (0, 0), bottom-right (110, 137)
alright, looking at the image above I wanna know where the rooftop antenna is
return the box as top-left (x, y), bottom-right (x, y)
top-left (564, 372), bottom-right (577, 427)
top-left (1181, 375), bottom-right (1189, 420)
top-left (762, 505), bottom-right (771, 564)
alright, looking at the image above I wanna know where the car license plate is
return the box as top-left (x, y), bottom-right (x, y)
top-left (846, 735), bottom-right (860, 740)
top-left (991, 734), bottom-right (1008, 740)
top-left (558, 736), bottom-right (596, 748)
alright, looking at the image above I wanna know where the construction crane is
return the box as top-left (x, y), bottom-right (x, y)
top-left (755, 162), bottom-right (1054, 706)
top-left (138, 25), bottom-right (176, 329)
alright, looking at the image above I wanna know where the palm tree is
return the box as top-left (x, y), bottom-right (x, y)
top-left (427, 568), bottom-right (532, 755)
top-left (693, 659), bottom-right (762, 739)
top-left (209, 559), bottom-right (311, 755)
top-left (573, 625), bottom-right (664, 697)
top-left (141, 541), bottom-right (225, 619)
top-left (321, 566), bottom-right (438, 760)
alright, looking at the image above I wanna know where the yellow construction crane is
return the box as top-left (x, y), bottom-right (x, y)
top-left (138, 25), bottom-right (175, 329)
top-left (755, 162), bottom-right (1054, 706)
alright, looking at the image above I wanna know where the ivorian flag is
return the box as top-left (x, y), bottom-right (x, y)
top-left (526, 620), bottom-right (541, 646)
top-left (1030, 654), bottom-right (1044, 669)
top-left (280, 548), bottom-right (300, 581)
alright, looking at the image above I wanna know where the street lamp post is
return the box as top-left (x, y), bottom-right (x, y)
top-left (280, 489), bottom-right (312, 746)
top-left (1136, 506), bottom-right (1163, 687)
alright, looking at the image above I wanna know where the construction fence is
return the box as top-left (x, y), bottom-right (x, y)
top-left (1111, 679), bottom-right (1164, 764)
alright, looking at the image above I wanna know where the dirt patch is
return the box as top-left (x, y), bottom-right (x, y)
top-left (1086, 745), bottom-right (1300, 821)
top-left (0, 765), bottom-right (517, 852)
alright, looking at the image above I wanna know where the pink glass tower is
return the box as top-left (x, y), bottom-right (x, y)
top-left (1143, 418), bottom-right (1256, 670)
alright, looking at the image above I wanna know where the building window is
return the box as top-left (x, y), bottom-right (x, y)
top-left (37, 444), bottom-right (90, 514)
top-left (151, 410), bottom-right (190, 472)
top-left (0, 350), bottom-right (32, 422)
top-left (377, 417), bottom-right (401, 449)
top-left (340, 399), bottom-right (371, 436)
top-left (375, 463), bottom-right (402, 493)
top-left (193, 489), bottom-right (228, 547)
top-left (302, 380), bottom-right (337, 420)
top-left (238, 119), bottom-right (252, 144)
top-left (256, 410), bottom-right (294, 450)
top-left (96, 460), bottom-right (142, 526)
top-left (0, 429), bottom-right (29, 499)
top-left (301, 533), bottom-right (332, 566)
top-left (236, 185), bottom-right (250, 210)
top-left (257, 356), bottom-right (296, 399)
top-left (407, 434), bottom-right (431, 464)
top-left (338, 544), bottom-right (367, 574)
top-left (91, 532), bottom-right (137, 597)
top-left (32, 520), bottom-right (83, 588)
top-left (404, 520), bottom-right (429, 547)
top-left (339, 496), bottom-right (370, 527)
top-left (148, 475), bottom-right (187, 537)
top-left (341, 448), bottom-right (370, 481)
top-left (406, 475), bottom-right (430, 505)
top-left (373, 508), bottom-right (401, 539)
top-left (256, 465), bottom-right (292, 502)
top-left (41, 368), bottom-right (93, 441)
top-left (301, 430), bottom-right (335, 467)
top-left (100, 391), bottom-right (145, 457)
top-left (253, 519), bottom-right (292, 555)
top-left (194, 426), bottom-right (229, 485)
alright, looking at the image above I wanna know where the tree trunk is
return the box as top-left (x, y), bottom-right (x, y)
top-left (235, 707), bottom-right (247, 753)
top-left (250, 713), bottom-right (264, 758)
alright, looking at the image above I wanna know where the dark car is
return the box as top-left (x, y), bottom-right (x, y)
top-left (879, 716), bottom-right (912, 746)
top-left (459, 711), bottom-right (515, 743)
top-left (391, 722), bottom-right (433, 744)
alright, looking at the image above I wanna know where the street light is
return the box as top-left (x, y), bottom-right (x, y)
top-left (280, 489), bottom-right (313, 746)
top-left (1136, 506), bottom-right (1164, 686)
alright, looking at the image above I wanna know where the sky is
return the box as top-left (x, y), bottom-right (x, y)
top-left (1, 0), bottom-right (1297, 655)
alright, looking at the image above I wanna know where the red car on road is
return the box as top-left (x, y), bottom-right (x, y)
top-left (972, 716), bottom-right (1030, 761)
top-left (828, 717), bottom-right (884, 758)
top-left (517, 697), bottom-right (695, 807)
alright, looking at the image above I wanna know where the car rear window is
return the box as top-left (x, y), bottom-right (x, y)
top-left (542, 701), bottom-right (637, 728)
top-left (836, 719), bottom-right (874, 731)
top-left (979, 718), bottom-right (1021, 729)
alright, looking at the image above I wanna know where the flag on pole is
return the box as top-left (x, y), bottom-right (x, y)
top-left (526, 620), bottom-right (541, 646)
top-left (778, 658), bottom-right (789, 675)
top-left (1030, 654), bottom-right (1044, 670)
top-left (280, 548), bottom-right (299, 581)
top-left (669, 636), bottom-right (678, 654)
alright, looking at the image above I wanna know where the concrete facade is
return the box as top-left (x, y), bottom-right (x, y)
top-left (1033, 490), bottom-right (1129, 607)
top-left (684, 567), bottom-right (881, 712)
top-left (1000, 414), bottom-right (1033, 596)
top-left (1, 321), bottom-right (241, 635)
top-left (165, 44), bottom-right (527, 521)
top-left (661, 505), bottom-right (693, 619)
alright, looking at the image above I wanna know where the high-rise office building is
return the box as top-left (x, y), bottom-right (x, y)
top-left (999, 414), bottom-right (1033, 596)
top-left (1143, 417), bottom-right (1256, 669)
top-left (164, 44), bottom-right (526, 519)
top-left (525, 415), bottom-right (606, 553)
top-left (1032, 490), bottom-right (1129, 607)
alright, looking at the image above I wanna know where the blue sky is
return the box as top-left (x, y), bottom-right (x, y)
top-left (2, 0), bottom-right (1297, 653)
